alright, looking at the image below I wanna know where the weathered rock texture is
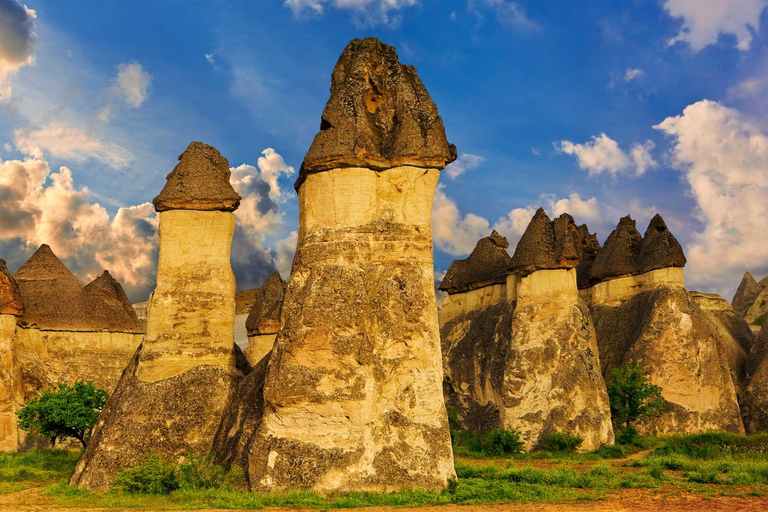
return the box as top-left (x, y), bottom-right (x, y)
top-left (213, 39), bottom-right (455, 493)
top-left (441, 213), bottom-right (614, 452)
top-left (72, 142), bottom-right (247, 490)
top-left (0, 261), bottom-right (23, 452)
top-left (296, 37), bottom-right (456, 189)
top-left (584, 218), bottom-right (743, 435)
top-left (439, 230), bottom-right (512, 294)
top-left (731, 272), bottom-right (764, 316)
top-left (1, 248), bottom-right (143, 452)
top-left (245, 272), bottom-right (286, 366)
top-left (575, 225), bottom-right (600, 290)
top-left (744, 287), bottom-right (768, 331)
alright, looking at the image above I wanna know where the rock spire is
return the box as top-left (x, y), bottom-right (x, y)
top-left (510, 208), bottom-right (582, 276)
top-left (439, 230), bottom-right (512, 294)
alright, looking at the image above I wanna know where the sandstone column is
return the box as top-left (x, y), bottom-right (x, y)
top-left (72, 142), bottom-right (246, 491)
top-left (214, 38), bottom-right (457, 493)
top-left (0, 260), bottom-right (23, 452)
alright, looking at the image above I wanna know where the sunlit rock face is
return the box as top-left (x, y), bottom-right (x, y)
top-left (0, 248), bottom-right (143, 453)
top-left (440, 213), bottom-right (614, 452)
top-left (71, 142), bottom-right (247, 491)
top-left (212, 38), bottom-right (456, 493)
top-left (585, 215), bottom-right (744, 435)
top-left (244, 272), bottom-right (286, 366)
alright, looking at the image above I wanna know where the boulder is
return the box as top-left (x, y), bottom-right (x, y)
top-left (509, 209), bottom-right (581, 276)
top-left (71, 142), bottom-right (247, 490)
top-left (589, 216), bottom-right (642, 282)
top-left (439, 230), bottom-right (512, 294)
top-left (212, 38), bottom-right (455, 493)
top-left (732, 272), bottom-right (764, 316)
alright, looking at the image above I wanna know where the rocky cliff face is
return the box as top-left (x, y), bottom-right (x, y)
top-left (731, 272), bottom-right (764, 316)
top-left (244, 272), bottom-right (286, 365)
top-left (0, 261), bottom-right (23, 452)
top-left (743, 323), bottom-right (768, 432)
top-left (71, 142), bottom-right (247, 490)
top-left (441, 212), bottom-right (614, 451)
top-left (212, 38), bottom-right (455, 493)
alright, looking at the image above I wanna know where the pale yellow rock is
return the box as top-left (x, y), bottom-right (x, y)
top-left (585, 267), bottom-right (684, 306)
top-left (137, 210), bottom-right (237, 382)
top-left (0, 315), bottom-right (20, 452)
top-left (515, 268), bottom-right (577, 304)
top-left (441, 283), bottom-right (507, 324)
top-left (245, 334), bottom-right (276, 366)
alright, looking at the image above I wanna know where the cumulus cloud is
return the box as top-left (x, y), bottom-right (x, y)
top-left (445, 152), bottom-right (485, 179)
top-left (654, 99), bottom-right (768, 295)
top-left (14, 122), bottom-right (134, 169)
top-left (0, 157), bottom-right (158, 300)
top-left (557, 133), bottom-right (658, 177)
top-left (0, 0), bottom-right (36, 100)
top-left (99, 62), bottom-right (152, 121)
top-left (663, 0), bottom-right (767, 51)
top-left (542, 192), bottom-right (601, 223)
top-left (284, 0), bottom-right (418, 26)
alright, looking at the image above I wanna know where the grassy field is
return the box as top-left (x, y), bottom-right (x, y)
top-left (1, 432), bottom-right (767, 509)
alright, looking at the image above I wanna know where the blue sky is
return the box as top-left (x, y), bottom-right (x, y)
top-left (1, 0), bottom-right (767, 302)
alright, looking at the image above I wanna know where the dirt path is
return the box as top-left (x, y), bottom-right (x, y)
top-left (2, 488), bottom-right (768, 512)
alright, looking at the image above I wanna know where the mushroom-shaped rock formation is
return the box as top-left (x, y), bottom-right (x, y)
top-left (153, 142), bottom-right (242, 212)
top-left (509, 208), bottom-right (581, 276)
top-left (733, 272), bottom-right (765, 316)
top-left (296, 37), bottom-right (456, 189)
top-left (84, 271), bottom-right (142, 333)
top-left (244, 272), bottom-right (287, 365)
top-left (637, 214), bottom-right (686, 273)
top-left (575, 225), bottom-right (600, 290)
top-left (439, 230), bottom-right (512, 294)
top-left (212, 38), bottom-right (455, 493)
top-left (72, 142), bottom-right (247, 491)
top-left (0, 260), bottom-right (23, 317)
top-left (589, 216), bottom-right (642, 282)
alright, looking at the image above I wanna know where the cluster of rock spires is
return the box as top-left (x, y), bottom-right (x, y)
top-left (0, 247), bottom-right (142, 451)
top-left (1, 36), bottom-right (765, 496)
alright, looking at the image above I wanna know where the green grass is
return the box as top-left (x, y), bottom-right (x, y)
top-left (0, 449), bottom-right (81, 494)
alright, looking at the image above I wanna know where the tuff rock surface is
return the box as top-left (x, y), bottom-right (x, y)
top-left (0, 263), bottom-right (22, 451)
top-left (296, 38), bottom-right (456, 189)
top-left (0, 260), bottom-right (23, 317)
top-left (213, 39), bottom-right (455, 493)
top-left (439, 230), bottom-right (512, 294)
top-left (589, 216), bottom-right (642, 282)
top-left (245, 272), bottom-right (286, 365)
top-left (731, 272), bottom-right (764, 316)
top-left (636, 214), bottom-right (686, 273)
top-left (72, 142), bottom-right (246, 489)
top-left (575, 225), bottom-right (600, 290)
top-left (509, 209), bottom-right (581, 276)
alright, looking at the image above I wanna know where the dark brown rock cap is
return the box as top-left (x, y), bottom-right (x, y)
top-left (439, 230), bottom-right (513, 294)
top-left (576, 224), bottom-right (601, 290)
top-left (509, 208), bottom-right (582, 276)
top-left (0, 259), bottom-right (23, 316)
top-left (637, 214), bottom-right (686, 273)
top-left (589, 216), bottom-right (642, 282)
top-left (153, 142), bottom-right (241, 212)
top-left (296, 37), bottom-right (457, 190)
top-left (84, 270), bottom-right (143, 333)
top-left (246, 272), bottom-right (287, 336)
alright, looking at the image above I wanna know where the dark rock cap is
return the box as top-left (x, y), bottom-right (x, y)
top-left (576, 225), bottom-right (601, 290)
top-left (589, 216), bottom-right (642, 282)
top-left (84, 271), bottom-right (142, 333)
top-left (637, 214), bottom-right (686, 273)
top-left (733, 271), bottom-right (765, 315)
top-left (153, 142), bottom-right (242, 212)
top-left (246, 272), bottom-right (287, 336)
top-left (509, 208), bottom-right (582, 276)
top-left (296, 37), bottom-right (457, 190)
top-left (0, 259), bottom-right (23, 316)
top-left (439, 230), bottom-right (513, 294)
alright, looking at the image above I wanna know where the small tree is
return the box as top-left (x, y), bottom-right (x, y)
top-left (16, 381), bottom-right (108, 448)
top-left (607, 360), bottom-right (665, 431)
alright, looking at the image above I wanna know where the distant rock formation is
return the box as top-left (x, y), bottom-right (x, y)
top-left (72, 142), bottom-right (247, 490)
top-left (586, 215), bottom-right (744, 435)
top-left (743, 287), bottom-right (768, 331)
top-left (441, 211), bottom-right (614, 452)
top-left (439, 230), bottom-right (512, 294)
top-left (732, 272), bottom-right (765, 316)
top-left (213, 38), bottom-right (456, 493)
top-left (244, 272), bottom-right (286, 365)
top-left (0, 248), bottom-right (142, 452)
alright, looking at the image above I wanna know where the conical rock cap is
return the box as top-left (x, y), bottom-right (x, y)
top-left (440, 230), bottom-right (512, 294)
top-left (84, 270), bottom-right (142, 333)
top-left (510, 208), bottom-right (581, 275)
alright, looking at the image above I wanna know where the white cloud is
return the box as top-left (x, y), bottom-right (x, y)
top-left (205, 53), bottom-right (215, 64)
top-left (490, 206), bottom-right (536, 247)
top-left (624, 68), bottom-right (644, 82)
top-left (257, 148), bottom-right (295, 202)
top-left (274, 231), bottom-right (298, 280)
top-left (432, 183), bottom-right (492, 255)
top-left (663, 0), bottom-right (767, 51)
top-left (556, 133), bottom-right (657, 177)
top-left (654, 99), bottom-right (768, 295)
top-left (0, 0), bottom-right (36, 99)
top-left (0, 157), bottom-right (158, 298)
top-left (284, 0), bottom-right (418, 26)
top-left (471, 0), bottom-right (541, 31)
top-left (14, 122), bottom-right (134, 169)
top-left (113, 61), bottom-right (151, 108)
top-left (444, 152), bottom-right (485, 179)
top-left (542, 193), bottom-right (601, 223)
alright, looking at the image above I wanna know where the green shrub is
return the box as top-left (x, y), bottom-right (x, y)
top-left (607, 360), bottom-right (665, 430)
top-left (616, 426), bottom-right (640, 446)
top-left (481, 429), bottom-right (524, 456)
top-left (112, 456), bottom-right (179, 494)
top-left (540, 432), bottom-right (583, 452)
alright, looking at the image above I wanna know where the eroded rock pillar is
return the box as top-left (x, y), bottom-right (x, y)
top-left (0, 260), bottom-right (23, 452)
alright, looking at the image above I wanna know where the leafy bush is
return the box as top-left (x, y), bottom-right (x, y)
top-left (480, 429), bottom-right (524, 456)
top-left (540, 432), bottom-right (583, 452)
top-left (616, 426), bottom-right (640, 446)
top-left (16, 381), bottom-right (108, 448)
